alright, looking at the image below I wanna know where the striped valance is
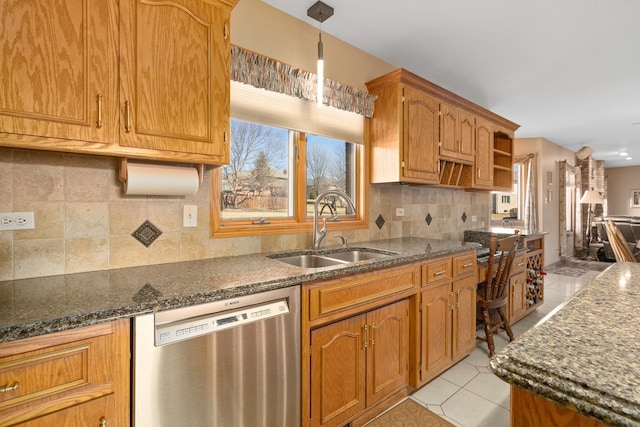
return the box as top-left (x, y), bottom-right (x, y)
top-left (231, 45), bottom-right (377, 118)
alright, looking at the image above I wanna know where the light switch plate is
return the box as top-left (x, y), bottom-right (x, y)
top-left (183, 205), bottom-right (197, 227)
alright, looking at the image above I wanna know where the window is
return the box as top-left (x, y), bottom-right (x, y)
top-left (491, 164), bottom-right (521, 222)
top-left (211, 119), bottom-right (366, 237)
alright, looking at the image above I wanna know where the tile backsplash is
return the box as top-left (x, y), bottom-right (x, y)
top-left (0, 148), bottom-right (489, 280)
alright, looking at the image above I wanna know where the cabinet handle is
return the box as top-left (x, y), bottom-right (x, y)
top-left (223, 24), bottom-right (228, 40)
top-left (463, 263), bottom-right (473, 268)
top-left (124, 100), bottom-right (131, 133)
top-left (362, 324), bottom-right (368, 349)
top-left (99, 417), bottom-right (107, 427)
top-left (0, 382), bottom-right (19, 393)
top-left (434, 270), bottom-right (446, 276)
top-left (96, 94), bottom-right (103, 129)
top-left (456, 290), bottom-right (460, 308)
top-left (224, 129), bottom-right (228, 145)
top-left (449, 292), bottom-right (455, 310)
top-left (370, 323), bottom-right (375, 346)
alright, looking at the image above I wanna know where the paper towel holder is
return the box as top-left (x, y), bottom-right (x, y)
top-left (118, 158), bottom-right (204, 184)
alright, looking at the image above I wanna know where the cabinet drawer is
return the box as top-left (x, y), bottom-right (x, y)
top-left (0, 345), bottom-right (91, 409)
top-left (307, 265), bottom-right (418, 322)
top-left (422, 259), bottom-right (452, 285)
top-left (0, 320), bottom-right (129, 426)
top-left (452, 253), bottom-right (477, 277)
top-left (512, 254), bottom-right (527, 274)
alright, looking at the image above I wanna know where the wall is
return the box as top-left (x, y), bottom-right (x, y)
top-left (514, 137), bottom-right (576, 265)
top-left (0, 0), bottom-right (491, 281)
top-left (606, 166), bottom-right (640, 215)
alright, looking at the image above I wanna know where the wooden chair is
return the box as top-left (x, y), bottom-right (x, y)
top-left (604, 220), bottom-right (637, 262)
top-left (476, 234), bottom-right (520, 357)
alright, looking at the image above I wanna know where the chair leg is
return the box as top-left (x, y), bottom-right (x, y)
top-left (497, 307), bottom-right (514, 342)
top-left (480, 308), bottom-right (496, 357)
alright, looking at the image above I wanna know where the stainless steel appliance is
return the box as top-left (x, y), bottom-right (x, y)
top-left (133, 286), bottom-right (300, 427)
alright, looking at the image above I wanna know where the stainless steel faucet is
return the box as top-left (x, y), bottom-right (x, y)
top-left (312, 190), bottom-right (356, 250)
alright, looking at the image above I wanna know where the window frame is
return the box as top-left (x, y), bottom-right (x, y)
top-left (210, 130), bottom-right (368, 238)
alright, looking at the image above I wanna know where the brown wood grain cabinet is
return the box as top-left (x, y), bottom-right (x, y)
top-left (440, 103), bottom-right (474, 163)
top-left (0, 319), bottom-right (130, 426)
top-left (473, 117), bottom-right (494, 189)
top-left (366, 68), bottom-right (519, 190)
top-left (417, 252), bottom-right (477, 386)
top-left (365, 79), bottom-right (440, 184)
top-left (508, 254), bottom-right (528, 323)
top-left (302, 264), bottom-right (419, 427)
top-left (0, 0), bottom-right (237, 165)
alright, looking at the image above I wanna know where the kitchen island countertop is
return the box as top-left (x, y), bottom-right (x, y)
top-left (0, 237), bottom-right (480, 343)
top-left (490, 262), bottom-right (640, 426)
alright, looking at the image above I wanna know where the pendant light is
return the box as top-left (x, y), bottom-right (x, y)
top-left (307, 1), bottom-right (334, 106)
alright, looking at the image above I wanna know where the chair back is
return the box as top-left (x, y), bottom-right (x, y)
top-left (605, 220), bottom-right (636, 262)
top-left (483, 234), bottom-right (520, 301)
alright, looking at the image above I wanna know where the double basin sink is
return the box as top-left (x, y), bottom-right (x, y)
top-left (269, 248), bottom-right (397, 268)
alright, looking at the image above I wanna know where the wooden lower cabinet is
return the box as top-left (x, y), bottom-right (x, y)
top-left (302, 264), bottom-right (419, 427)
top-left (0, 319), bottom-right (130, 427)
top-left (508, 270), bottom-right (528, 323)
top-left (310, 300), bottom-right (410, 427)
top-left (417, 253), bottom-right (477, 385)
top-left (511, 386), bottom-right (608, 427)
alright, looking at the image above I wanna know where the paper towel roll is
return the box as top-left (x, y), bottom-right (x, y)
top-left (125, 162), bottom-right (199, 196)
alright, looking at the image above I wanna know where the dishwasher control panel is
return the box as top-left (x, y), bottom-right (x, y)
top-left (155, 299), bottom-right (289, 346)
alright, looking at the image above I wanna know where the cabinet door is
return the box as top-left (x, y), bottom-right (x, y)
top-left (440, 104), bottom-right (474, 163)
top-left (509, 271), bottom-right (528, 323)
top-left (452, 274), bottom-right (477, 360)
top-left (458, 109), bottom-right (475, 162)
top-left (310, 314), bottom-right (366, 427)
top-left (474, 117), bottom-right (493, 188)
top-left (0, 0), bottom-right (118, 144)
top-left (420, 282), bottom-right (452, 383)
top-left (366, 299), bottom-right (409, 406)
top-left (119, 0), bottom-right (230, 161)
top-left (439, 103), bottom-right (459, 158)
top-left (13, 394), bottom-right (114, 427)
top-left (402, 85), bottom-right (440, 183)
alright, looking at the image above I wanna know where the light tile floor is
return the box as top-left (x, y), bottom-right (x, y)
top-left (409, 264), bottom-right (605, 427)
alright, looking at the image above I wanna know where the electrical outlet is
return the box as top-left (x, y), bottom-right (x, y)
top-left (183, 205), bottom-right (197, 227)
top-left (395, 207), bottom-right (405, 217)
top-left (0, 212), bottom-right (35, 230)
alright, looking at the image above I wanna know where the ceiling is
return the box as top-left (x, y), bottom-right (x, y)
top-left (263, 0), bottom-right (640, 168)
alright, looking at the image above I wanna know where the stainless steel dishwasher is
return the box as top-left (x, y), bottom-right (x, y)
top-left (133, 286), bottom-right (300, 427)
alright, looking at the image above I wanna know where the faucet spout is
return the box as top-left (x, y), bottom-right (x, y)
top-left (312, 190), bottom-right (356, 250)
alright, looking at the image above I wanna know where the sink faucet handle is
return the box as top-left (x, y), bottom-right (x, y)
top-left (334, 235), bottom-right (348, 247)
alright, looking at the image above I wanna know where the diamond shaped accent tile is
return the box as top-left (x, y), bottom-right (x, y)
top-left (461, 212), bottom-right (467, 223)
top-left (375, 214), bottom-right (385, 230)
top-left (132, 220), bottom-right (162, 247)
top-left (425, 213), bottom-right (433, 226)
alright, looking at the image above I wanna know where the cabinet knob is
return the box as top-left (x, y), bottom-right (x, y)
top-left (370, 323), bottom-right (375, 346)
top-left (96, 94), bottom-right (103, 129)
top-left (362, 324), bottom-right (368, 349)
top-left (124, 100), bottom-right (132, 133)
top-left (100, 417), bottom-right (107, 427)
top-left (0, 382), bottom-right (19, 393)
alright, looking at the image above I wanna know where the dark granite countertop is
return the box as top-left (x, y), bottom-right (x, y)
top-left (0, 237), bottom-right (480, 343)
top-left (490, 262), bottom-right (640, 426)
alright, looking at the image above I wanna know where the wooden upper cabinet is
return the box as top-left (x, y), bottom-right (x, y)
top-left (119, 0), bottom-right (231, 162)
top-left (440, 103), bottom-right (474, 163)
top-left (473, 117), bottom-right (493, 189)
top-left (402, 86), bottom-right (440, 183)
top-left (0, 0), bottom-right (237, 165)
top-left (0, 0), bottom-right (118, 144)
top-left (366, 74), bottom-right (440, 185)
top-left (366, 69), bottom-right (519, 190)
